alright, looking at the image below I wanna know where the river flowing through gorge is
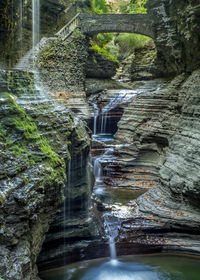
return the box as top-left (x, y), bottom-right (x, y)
top-left (1, 1), bottom-right (200, 279)
top-left (39, 79), bottom-right (200, 280)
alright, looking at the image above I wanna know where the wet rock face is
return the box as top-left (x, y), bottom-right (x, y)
top-left (112, 69), bottom-right (200, 255)
top-left (0, 70), bottom-right (90, 279)
top-left (37, 33), bottom-right (92, 119)
top-left (37, 34), bottom-right (87, 94)
top-left (147, 0), bottom-right (200, 75)
top-left (37, 135), bottom-right (101, 271)
top-left (0, 0), bottom-right (89, 68)
top-left (159, 69), bottom-right (200, 207)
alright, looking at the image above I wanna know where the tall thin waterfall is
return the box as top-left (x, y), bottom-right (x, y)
top-left (104, 214), bottom-right (121, 264)
top-left (93, 103), bottom-right (99, 135)
top-left (19, 0), bottom-right (23, 58)
top-left (67, 160), bottom-right (72, 218)
top-left (32, 0), bottom-right (40, 48)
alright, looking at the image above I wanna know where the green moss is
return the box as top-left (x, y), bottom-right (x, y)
top-left (39, 138), bottom-right (63, 168)
top-left (91, 44), bottom-right (119, 64)
top-left (0, 93), bottom-right (65, 175)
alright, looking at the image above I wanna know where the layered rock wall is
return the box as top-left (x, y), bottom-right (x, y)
top-left (0, 70), bottom-right (90, 279)
top-left (147, 0), bottom-right (200, 75)
top-left (114, 70), bottom-right (200, 254)
top-left (37, 31), bottom-right (92, 119)
top-left (86, 48), bottom-right (119, 79)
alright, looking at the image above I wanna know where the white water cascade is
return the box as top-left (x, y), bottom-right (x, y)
top-left (32, 0), bottom-right (40, 48)
top-left (19, 0), bottom-right (23, 58)
top-left (104, 214), bottom-right (121, 264)
top-left (93, 103), bottom-right (99, 135)
top-left (16, 0), bottom-right (41, 69)
top-left (97, 89), bottom-right (137, 135)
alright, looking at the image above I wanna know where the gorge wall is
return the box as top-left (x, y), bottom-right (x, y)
top-left (1, 0), bottom-right (200, 279)
top-left (0, 0), bottom-right (91, 68)
top-left (147, 0), bottom-right (200, 76)
top-left (111, 70), bottom-right (200, 255)
top-left (0, 70), bottom-right (91, 280)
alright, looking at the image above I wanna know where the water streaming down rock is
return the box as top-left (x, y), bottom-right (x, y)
top-left (19, 0), bottom-right (23, 58)
top-left (104, 214), bottom-right (121, 263)
top-left (67, 160), bottom-right (72, 218)
top-left (15, 0), bottom-right (42, 70)
top-left (32, 0), bottom-right (40, 48)
top-left (97, 89), bottom-right (138, 135)
top-left (93, 147), bottom-right (116, 199)
top-left (93, 103), bottom-right (99, 135)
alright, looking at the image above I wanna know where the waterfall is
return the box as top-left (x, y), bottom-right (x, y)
top-left (94, 156), bottom-right (103, 184)
top-left (92, 89), bottom-right (137, 136)
top-left (67, 160), bottom-right (72, 218)
top-left (104, 214), bottom-right (120, 264)
top-left (100, 111), bottom-right (109, 134)
top-left (19, 0), bottom-right (23, 58)
top-left (93, 103), bottom-right (99, 135)
top-left (109, 236), bottom-right (117, 261)
top-left (32, 0), bottom-right (40, 48)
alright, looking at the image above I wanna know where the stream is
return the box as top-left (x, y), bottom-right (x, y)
top-left (40, 80), bottom-right (200, 279)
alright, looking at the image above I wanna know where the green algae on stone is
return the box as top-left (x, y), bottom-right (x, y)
top-left (0, 93), bottom-right (65, 178)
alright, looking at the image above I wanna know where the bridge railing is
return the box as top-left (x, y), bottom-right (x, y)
top-left (55, 13), bottom-right (80, 40)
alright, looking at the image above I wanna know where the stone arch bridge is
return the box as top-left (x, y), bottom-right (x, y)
top-left (56, 13), bottom-right (155, 40)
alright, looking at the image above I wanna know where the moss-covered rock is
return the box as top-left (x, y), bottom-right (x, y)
top-left (0, 69), bottom-right (90, 280)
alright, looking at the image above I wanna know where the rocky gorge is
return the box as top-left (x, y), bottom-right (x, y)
top-left (1, 0), bottom-right (200, 280)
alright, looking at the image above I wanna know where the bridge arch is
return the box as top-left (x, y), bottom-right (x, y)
top-left (79, 14), bottom-right (155, 40)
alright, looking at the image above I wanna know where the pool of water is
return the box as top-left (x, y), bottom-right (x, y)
top-left (40, 254), bottom-right (200, 280)
top-left (92, 133), bottom-right (114, 143)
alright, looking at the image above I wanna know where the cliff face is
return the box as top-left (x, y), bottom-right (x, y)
top-left (111, 69), bottom-right (200, 254)
top-left (86, 48), bottom-right (119, 79)
top-left (0, 70), bottom-right (90, 280)
top-left (0, 0), bottom-right (91, 68)
top-left (147, 0), bottom-right (200, 76)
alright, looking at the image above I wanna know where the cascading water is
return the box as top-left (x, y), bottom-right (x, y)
top-left (67, 160), bottom-right (72, 218)
top-left (96, 89), bottom-right (138, 135)
top-left (32, 0), bottom-right (40, 48)
top-left (104, 214), bottom-right (120, 264)
top-left (16, 0), bottom-right (41, 69)
top-left (93, 103), bottom-right (99, 135)
top-left (93, 147), bottom-right (115, 198)
top-left (19, 0), bottom-right (23, 58)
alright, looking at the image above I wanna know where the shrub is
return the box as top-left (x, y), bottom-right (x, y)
top-left (115, 33), bottom-right (152, 59)
top-left (91, 44), bottom-right (119, 64)
top-left (90, 0), bottom-right (108, 13)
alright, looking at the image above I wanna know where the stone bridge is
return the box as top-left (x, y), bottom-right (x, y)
top-left (56, 13), bottom-right (155, 41)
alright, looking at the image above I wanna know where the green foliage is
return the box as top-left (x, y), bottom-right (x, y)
top-left (96, 33), bottom-right (114, 48)
top-left (129, 0), bottom-right (147, 14)
top-left (91, 44), bottom-right (119, 63)
top-left (116, 33), bottom-right (152, 58)
top-left (73, 28), bottom-right (84, 38)
top-left (107, 0), bottom-right (147, 14)
top-left (90, 0), bottom-right (108, 13)
top-left (89, 1), bottom-right (150, 62)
